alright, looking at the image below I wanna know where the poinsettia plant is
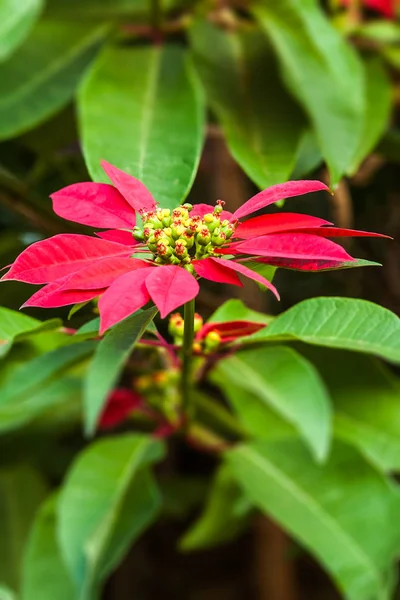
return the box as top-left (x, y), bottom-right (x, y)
top-left (1, 1), bottom-right (400, 600)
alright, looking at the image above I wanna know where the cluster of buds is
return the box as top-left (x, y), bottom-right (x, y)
top-left (135, 369), bottom-right (181, 426)
top-left (133, 201), bottom-right (237, 271)
top-left (168, 312), bottom-right (222, 353)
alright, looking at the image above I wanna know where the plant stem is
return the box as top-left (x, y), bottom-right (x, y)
top-left (181, 299), bottom-right (195, 415)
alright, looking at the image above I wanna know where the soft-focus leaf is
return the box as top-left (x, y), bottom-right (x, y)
top-left (46, 0), bottom-right (183, 19)
top-left (0, 585), bottom-right (16, 600)
top-left (180, 464), bottom-right (252, 551)
top-left (227, 440), bottom-right (400, 600)
top-left (79, 44), bottom-right (205, 210)
top-left (208, 298), bottom-right (273, 325)
top-left (0, 20), bottom-right (106, 140)
top-left (190, 20), bottom-right (305, 188)
top-left (0, 307), bottom-right (58, 358)
top-left (0, 0), bottom-right (43, 61)
top-left (215, 346), bottom-right (331, 461)
top-left (301, 347), bottom-right (400, 472)
top-left (254, 0), bottom-right (365, 185)
top-left (253, 297), bottom-right (400, 363)
top-left (349, 58), bottom-right (392, 174)
top-left (0, 341), bottom-right (95, 406)
top-left (0, 465), bottom-right (48, 590)
top-left (291, 130), bottom-right (323, 178)
top-left (22, 496), bottom-right (75, 600)
top-left (57, 434), bottom-right (164, 598)
top-left (84, 307), bottom-right (157, 435)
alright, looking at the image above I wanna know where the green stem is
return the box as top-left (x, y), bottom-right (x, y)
top-left (181, 299), bottom-right (195, 415)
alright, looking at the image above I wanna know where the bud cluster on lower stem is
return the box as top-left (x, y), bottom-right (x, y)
top-left (181, 298), bottom-right (196, 418)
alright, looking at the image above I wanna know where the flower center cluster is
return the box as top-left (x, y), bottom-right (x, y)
top-left (132, 201), bottom-right (237, 272)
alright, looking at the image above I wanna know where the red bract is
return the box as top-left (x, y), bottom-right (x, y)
top-left (340, 0), bottom-right (397, 18)
top-left (197, 320), bottom-right (266, 343)
top-left (2, 161), bottom-right (388, 333)
top-left (99, 388), bottom-right (142, 429)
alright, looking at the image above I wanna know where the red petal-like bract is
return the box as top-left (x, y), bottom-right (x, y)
top-left (192, 258), bottom-right (243, 286)
top-left (99, 388), bottom-right (142, 430)
top-left (198, 320), bottom-right (266, 342)
top-left (60, 257), bottom-right (148, 290)
top-left (101, 160), bottom-right (156, 212)
top-left (22, 277), bottom-right (104, 308)
top-left (233, 180), bottom-right (330, 220)
top-left (201, 257), bottom-right (280, 299)
top-left (145, 266), bottom-right (199, 318)
top-left (286, 226), bottom-right (391, 239)
top-left (340, 0), bottom-right (395, 18)
top-left (95, 230), bottom-right (137, 245)
top-left (98, 267), bottom-right (154, 334)
top-left (254, 257), bottom-right (371, 271)
top-left (2, 235), bottom-right (132, 284)
top-left (235, 213), bottom-right (332, 239)
top-left (191, 203), bottom-right (234, 221)
top-left (51, 182), bottom-right (136, 229)
top-left (237, 233), bottom-right (353, 262)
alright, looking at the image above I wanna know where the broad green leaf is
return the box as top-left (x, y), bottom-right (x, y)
top-left (254, 0), bottom-right (365, 185)
top-left (22, 496), bottom-right (75, 600)
top-left (180, 464), bottom-right (252, 551)
top-left (291, 129), bottom-right (323, 178)
top-left (190, 21), bottom-right (305, 189)
top-left (301, 347), bottom-right (400, 472)
top-left (79, 44), bottom-right (205, 210)
top-left (215, 346), bottom-right (331, 461)
top-left (0, 341), bottom-right (95, 405)
top-left (0, 0), bottom-right (42, 61)
top-left (0, 19), bottom-right (106, 140)
top-left (216, 379), bottom-right (296, 440)
top-left (46, 0), bottom-right (182, 19)
top-left (227, 440), bottom-right (400, 600)
top-left (253, 297), bottom-right (400, 364)
top-left (0, 311), bottom-right (63, 358)
top-left (348, 58), bottom-right (392, 174)
top-left (0, 377), bottom-right (82, 435)
top-left (0, 585), bottom-right (16, 600)
top-left (0, 465), bottom-right (48, 590)
top-left (208, 298), bottom-right (273, 325)
top-left (84, 307), bottom-right (157, 435)
top-left (57, 434), bottom-right (164, 598)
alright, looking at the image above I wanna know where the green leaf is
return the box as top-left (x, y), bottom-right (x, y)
top-left (0, 19), bottom-right (106, 140)
top-left (0, 465), bottom-right (48, 590)
top-left (242, 262), bottom-right (277, 291)
top-left (0, 0), bottom-right (43, 61)
top-left (300, 347), bottom-right (400, 473)
top-left (57, 434), bottom-right (164, 598)
top-left (227, 440), bottom-right (400, 600)
top-left (79, 44), bottom-right (205, 210)
top-left (254, 0), bottom-right (365, 185)
top-left (208, 298), bottom-right (273, 325)
top-left (291, 129), bottom-right (323, 178)
top-left (252, 297), bottom-right (400, 364)
top-left (215, 379), bottom-right (296, 440)
top-left (0, 313), bottom-right (63, 358)
top-left (46, 0), bottom-right (182, 19)
top-left (0, 585), bottom-right (16, 600)
top-left (22, 496), bottom-right (75, 600)
top-left (0, 341), bottom-right (95, 405)
top-left (179, 464), bottom-right (252, 551)
top-left (190, 20), bottom-right (305, 189)
top-left (84, 307), bottom-right (157, 436)
top-left (348, 58), bottom-right (391, 174)
top-left (0, 377), bottom-right (82, 435)
top-left (215, 346), bottom-right (331, 461)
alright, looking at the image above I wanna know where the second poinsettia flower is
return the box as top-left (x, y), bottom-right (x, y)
top-left (2, 161), bottom-right (388, 333)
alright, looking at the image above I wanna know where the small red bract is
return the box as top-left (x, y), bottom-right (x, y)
top-left (339, 0), bottom-right (397, 18)
top-left (2, 161), bottom-right (388, 333)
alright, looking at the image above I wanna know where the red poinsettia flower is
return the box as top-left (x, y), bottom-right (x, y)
top-left (99, 388), bottom-right (142, 429)
top-left (340, 0), bottom-right (397, 18)
top-left (2, 161), bottom-right (388, 333)
top-left (196, 320), bottom-right (266, 344)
